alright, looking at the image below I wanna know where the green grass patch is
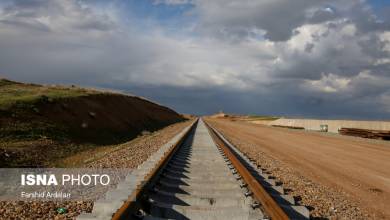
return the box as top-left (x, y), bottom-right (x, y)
top-left (0, 79), bottom-right (98, 110)
top-left (247, 115), bottom-right (280, 121)
top-left (0, 120), bottom-right (69, 142)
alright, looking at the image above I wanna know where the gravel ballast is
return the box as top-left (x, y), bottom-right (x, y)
top-left (0, 120), bottom-right (193, 220)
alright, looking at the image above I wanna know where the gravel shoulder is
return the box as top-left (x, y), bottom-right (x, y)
top-left (206, 118), bottom-right (390, 219)
top-left (0, 119), bottom-right (193, 220)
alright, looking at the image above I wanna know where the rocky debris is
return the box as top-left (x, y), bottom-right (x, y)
top-left (81, 122), bottom-right (88, 129)
top-left (40, 95), bottom-right (49, 103)
top-left (0, 120), bottom-right (192, 220)
top-left (32, 107), bottom-right (40, 114)
top-left (0, 149), bottom-right (20, 167)
top-left (60, 103), bottom-right (69, 110)
top-left (88, 112), bottom-right (96, 119)
top-left (0, 201), bottom-right (93, 220)
top-left (141, 130), bottom-right (151, 136)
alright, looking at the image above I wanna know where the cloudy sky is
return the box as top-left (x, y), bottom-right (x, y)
top-left (0, 0), bottom-right (389, 119)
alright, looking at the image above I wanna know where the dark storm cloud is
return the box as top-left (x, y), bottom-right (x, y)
top-left (108, 83), bottom-right (390, 120)
top-left (304, 43), bottom-right (315, 53)
top-left (358, 34), bottom-right (389, 59)
top-left (195, 0), bottom-right (319, 41)
top-left (194, 0), bottom-right (368, 42)
top-left (347, 2), bottom-right (390, 33)
top-left (0, 0), bottom-right (389, 119)
top-left (307, 7), bottom-right (339, 24)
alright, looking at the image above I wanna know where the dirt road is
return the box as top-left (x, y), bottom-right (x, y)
top-left (206, 118), bottom-right (390, 219)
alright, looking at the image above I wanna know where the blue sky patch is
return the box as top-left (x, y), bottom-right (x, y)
top-left (117, 0), bottom-right (195, 30)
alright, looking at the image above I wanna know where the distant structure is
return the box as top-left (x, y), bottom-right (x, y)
top-left (270, 118), bottom-right (390, 133)
top-left (211, 111), bottom-right (227, 118)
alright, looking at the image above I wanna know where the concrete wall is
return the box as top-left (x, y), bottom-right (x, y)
top-left (269, 118), bottom-right (390, 133)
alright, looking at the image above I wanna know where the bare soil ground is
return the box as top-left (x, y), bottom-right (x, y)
top-left (206, 118), bottom-right (390, 219)
top-left (0, 119), bottom-right (193, 219)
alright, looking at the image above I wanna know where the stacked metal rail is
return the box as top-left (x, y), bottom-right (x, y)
top-left (339, 128), bottom-right (390, 140)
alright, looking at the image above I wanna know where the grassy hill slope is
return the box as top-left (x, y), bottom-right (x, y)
top-left (0, 79), bottom-right (185, 167)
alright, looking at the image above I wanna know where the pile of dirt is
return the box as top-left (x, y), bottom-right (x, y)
top-left (33, 93), bottom-right (184, 143)
top-left (0, 79), bottom-right (185, 167)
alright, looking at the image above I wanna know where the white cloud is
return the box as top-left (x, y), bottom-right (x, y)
top-left (305, 73), bottom-right (351, 93)
top-left (380, 31), bottom-right (390, 51)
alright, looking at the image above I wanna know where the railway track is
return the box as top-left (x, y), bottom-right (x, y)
top-left (78, 118), bottom-right (309, 220)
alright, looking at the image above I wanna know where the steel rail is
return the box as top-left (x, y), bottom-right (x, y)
top-left (111, 119), bottom-right (198, 220)
top-left (204, 120), bottom-right (290, 220)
